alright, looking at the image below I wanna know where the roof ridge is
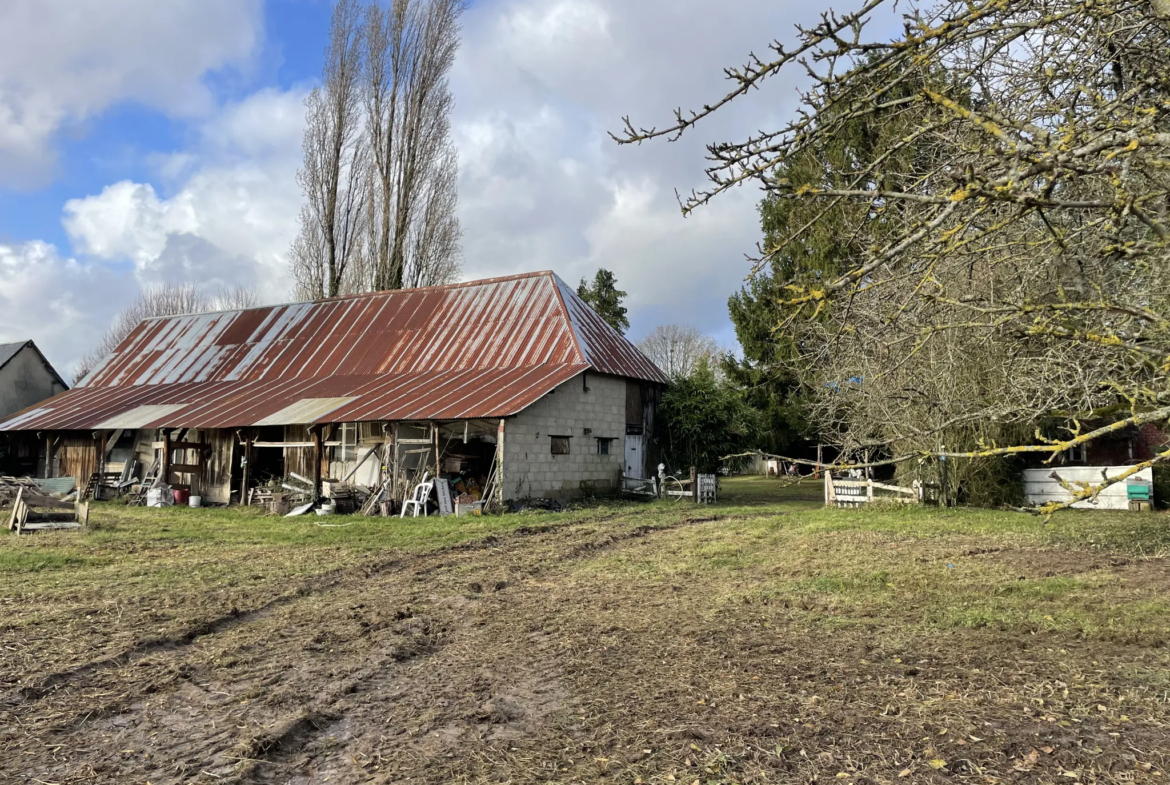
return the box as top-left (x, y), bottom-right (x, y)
top-left (550, 275), bottom-right (592, 367)
top-left (138, 271), bottom-right (560, 322)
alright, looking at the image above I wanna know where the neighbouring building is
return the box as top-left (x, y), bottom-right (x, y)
top-left (0, 340), bottom-right (67, 475)
top-left (0, 272), bottom-right (668, 504)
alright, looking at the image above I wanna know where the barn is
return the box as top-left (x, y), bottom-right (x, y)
top-left (0, 340), bottom-right (68, 476)
top-left (0, 272), bottom-right (667, 507)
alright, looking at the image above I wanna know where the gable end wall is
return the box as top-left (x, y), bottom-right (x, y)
top-left (504, 372), bottom-right (628, 499)
top-left (0, 347), bottom-right (67, 420)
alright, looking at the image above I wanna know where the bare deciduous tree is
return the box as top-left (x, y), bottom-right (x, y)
top-left (360, 0), bottom-right (463, 291)
top-left (638, 324), bottom-right (721, 380)
top-left (209, 284), bottom-right (261, 311)
top-left (292, 0), bottom-right (463, 299)
top-left (617, 0), bottom-right (1170, 509)
top-left (291, 0), bottom-right (369, 300)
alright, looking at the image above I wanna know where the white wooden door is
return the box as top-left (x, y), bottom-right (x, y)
top-left (624, 434), bottom-right (644, 479)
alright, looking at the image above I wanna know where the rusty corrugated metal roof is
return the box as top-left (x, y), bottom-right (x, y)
top-left (1, 271), bottom-right (666, 431)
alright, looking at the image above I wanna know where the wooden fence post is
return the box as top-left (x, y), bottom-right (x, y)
top-left (690, 467), bottom-right (698, 503)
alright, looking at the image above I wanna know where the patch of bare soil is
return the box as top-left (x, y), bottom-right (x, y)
top-left (2, 513), bottom-right (1168, 784)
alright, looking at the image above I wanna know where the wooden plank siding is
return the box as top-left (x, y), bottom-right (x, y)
top-left (58, 436), bottom-right (98, 484)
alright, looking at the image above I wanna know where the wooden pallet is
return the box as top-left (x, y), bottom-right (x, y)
top-left (8, 488), bottom-right (89, 534)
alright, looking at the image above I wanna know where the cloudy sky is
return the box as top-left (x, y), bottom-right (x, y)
top-left (0, 0), bottom-right (846, 377)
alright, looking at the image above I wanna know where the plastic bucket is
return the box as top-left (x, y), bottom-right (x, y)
top-left (315, 501), bottom-right (336, 516)
top-left (146, 488), bottom-right (168, 508)
top-left (173, 489), bottom-right (190, 506)
top-left (189, 496), bottom-right (202, 508)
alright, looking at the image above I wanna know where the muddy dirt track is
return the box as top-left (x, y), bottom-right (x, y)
top-left (2, 510), bottom-right (1168, 784)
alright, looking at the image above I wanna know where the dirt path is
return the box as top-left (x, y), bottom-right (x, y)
top-left (3, 511), bottom-right (1168, 784)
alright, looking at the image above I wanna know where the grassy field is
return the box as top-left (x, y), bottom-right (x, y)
top-left (2, 476), bottom-right (1169, 784)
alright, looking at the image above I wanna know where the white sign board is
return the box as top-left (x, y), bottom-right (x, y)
top-left (1022, 466), bottom-right (1152, 510)
top-left (434, 477), bottom-right (454, 516)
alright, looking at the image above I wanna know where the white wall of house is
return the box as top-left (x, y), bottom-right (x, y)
top-left (1023, 466), bottom-right (1153, 510)
top-left (0, 346), bottom-right (66, 420)
top-left (503, 372), bottom-right (629, 499)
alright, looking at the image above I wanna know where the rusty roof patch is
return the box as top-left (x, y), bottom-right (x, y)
top-left (0, 271), bottom-right (666, 431)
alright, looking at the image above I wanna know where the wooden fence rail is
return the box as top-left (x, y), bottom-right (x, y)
top-left (824, 471), bottom-right (921, 508)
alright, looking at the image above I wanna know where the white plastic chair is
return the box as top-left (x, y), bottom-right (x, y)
top-left (400, 473), bottom-right (434, 518)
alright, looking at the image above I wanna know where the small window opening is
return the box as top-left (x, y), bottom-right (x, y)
top-left (596, 437), bottom-right (616, 455)
top-left (551, 436), bottom-right (571, 455)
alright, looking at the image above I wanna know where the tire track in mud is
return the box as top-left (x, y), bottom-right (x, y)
top-left (3, 508), bottom-right (751, 783)
top-left (218, 512), bottom-right (765, 785)
top-left (5, 511), bottom-right (642, 707)
top-left (23, 509), bottom-right (751, 705)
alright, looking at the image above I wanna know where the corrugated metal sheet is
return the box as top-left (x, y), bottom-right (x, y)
top-left (554, 277), bottom-right (667, 383)
top-left (0, 271), bottom-right (666, 431)
top-left (95, 404), bottom-right (190, 429)
top-left (255, 397), bottom-right (357, 426)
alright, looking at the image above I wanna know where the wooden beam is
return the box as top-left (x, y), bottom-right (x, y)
top-left (44, 435), bottom-right (52, 479)
top-left (391, 422), bottom-right (399, 504)
top-left (161, 431), bottom-right (171, 484)
top-left (239, 441), bottom-right (345, 448)
top-left (105, 429), bottom-right (123, 460)
top-left (497, 419), bottom-right (506, 506)
top-left (239, 433), bottom-right (252, 507)
top-left (312, 427), bottom-right (323, 499)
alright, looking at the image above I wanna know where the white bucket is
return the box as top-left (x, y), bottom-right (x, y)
top-left (146, 488), bottom-right (171, 508)
top-left (189, 496), bottom-right (202, 508)
top-left (315, 501), bottom-right (336, 516)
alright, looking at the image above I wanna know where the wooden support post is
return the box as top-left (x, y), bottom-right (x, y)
top-left (816, 443), bottom-right (822, 479)
top-left (497, 419), bottom-right (506, 506)
top-left (161, 431), bottom-right (171, 485)
top-left (98, 431), bottom-right (108, 476)
top-left (313, 427), bottom-right (323, 499)
top-left (433, 422), bottom-right (440, 479)
top-left (44, 435), bottom-right (52, 479)
top-left (391, 422), bottom-right (400, 504)
top-left (690, 466), bottom-right (698, 503)
top-left (240, 433), bottom-right (253, 506)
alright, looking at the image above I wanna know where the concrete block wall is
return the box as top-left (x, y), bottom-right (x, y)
top-left (504, 372), bottom-right (627, 499)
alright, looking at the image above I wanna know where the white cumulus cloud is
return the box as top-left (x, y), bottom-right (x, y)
top-left (452, 0), bottom-right (837, 345)
top-left (0, 0), bottom-right (262, 187)
top-left (0, 241), bottom-right (133, 378)
top-left (62, 88), bottom-right (308, 302)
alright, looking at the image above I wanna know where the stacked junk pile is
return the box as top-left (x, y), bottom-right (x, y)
top-left (257, 422), bottom-right (500, 520)
top-left (3, 419), bottom-right (504, 528)
top-left (2, 475), bottom-right (87, 534)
